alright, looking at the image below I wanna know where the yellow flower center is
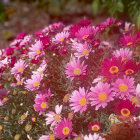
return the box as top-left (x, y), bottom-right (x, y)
top-left (121, 57), bottom-right (125, 61)
top-left (32, 117), bottom-right (36, 122)
top-left (127, 42), bottom-right (133, 46)
top-left (79, 97), bottom-right (87, 106)
top-left (92, 125), bottom-right (100, 131)
top-left (39, 71), bottom-right (43, 75)
top-left (82, 35), bottom-right (89, 40)
top-left (54, 114), bottom-right (60, 121)
top-left (73, 68), bottom-right (81, 75)
top-left (33, 82), bottom-right (39, 87)
top-left (119, 84), bottom-right (128, 92)
top-left (121, 108), bottom-right (130, 116)
top-left (82, 49), bottom-right (89, 55)
top-left (62, 127), bottom-right (70, 135)
top-left (41, 102), bottom-right (47, 109)
top-left (3, 97), bottom-right (8, 101)
top-left (17, 81), bottom-right (21, 85)
top-left (98, 92), bottom-right (107, 101)
top-left (36, 49), bottom-right (41, 55)
top-left (0, 125), bottom-right (3, 131)
top-left (131, 96), bottom-right (140, 105)
top-left (60, 38), bottom-right (64, 42)
top-left (49, 134), bottom-right (55, 140)
top-left (109, 66), bottom-right (119, 74)
top-left (18, 67), bottom-right (23, 73)
top-left (125, 69), bottom-right (134, 75)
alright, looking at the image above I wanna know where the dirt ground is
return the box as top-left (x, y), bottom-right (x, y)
top-left (0, 2), bottom-right (109, 49)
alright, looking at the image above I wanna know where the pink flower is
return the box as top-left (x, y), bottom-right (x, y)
top-left (75, 26), bottom-right (93, 40)
top-left (113, 99), bottom-right (138, 117)
top-left (32, 64), bottom-right (47, 76)
top-left (71, 41), bottom-right (92, 59)
top-left (54, 118), bottom-right (72, 140)
top-left (45, 105), bottom-right (62, 127)
top-left (28, 40), bottom-right (44, 59)
top-left (11, 75), bottom-right (24, 87)
top-left (65, 58), bottom-right (87, 80)
top-left (38, 89), bottom-right (52, 100)
top-left (11, 60), bottom-right (27, 75)
top-left (69, 87), bottom-right (90, 113)
top-left (90, 82), bottom-right (114, 110)
top-left (19, 35), bottom-right (32, 47)
top-left (119, 33), bottom-right (140, 47)
top-left (52, 31), bottom-right (69, 44)
top-left (112, 76), bottom-right (135, 99)
top-left (39, 134), bottom-right (55, 140)
top-left (34, 94), bottom-right (49, 115)
top-left (84, 133), bottom-right (105, 140)
top-left (130, 84), bottom-right (140, 107)
top-left (113, 48), bottom-right (132, 61)
top-left (25, 74), bottom-right (42, 91)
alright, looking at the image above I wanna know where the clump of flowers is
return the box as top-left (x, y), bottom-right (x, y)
top-left (0, 18), bottom-right (139, 140)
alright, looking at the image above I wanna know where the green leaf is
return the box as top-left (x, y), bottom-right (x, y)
top-left (117, 0), bottom-right (124, 13)
top-left (91, 0), bottom-right (100, 16)
top-left (136, 14), bottom-right (140, 31)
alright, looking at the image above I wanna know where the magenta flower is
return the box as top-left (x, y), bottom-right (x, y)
top-left (112, 76), bottom-right (135, 99)
top-left (119, 33), bottom-right (140, 47)
top-left (113, 99), bottom-right (138, 117)
top-left (34, 94), bottom-right (49, 115)
top-left (54, 118), bottom-right (72, 140)
top-left (100, 57), bottom-right (124, 80)
top-left (75, 26), bottom-right (93, 40)
top-left (69, 87), bottom-right (90, 113)
top-left (90, 82), bottom-right (114, 110)
top-left (65, 58), bottom-right (87, 81)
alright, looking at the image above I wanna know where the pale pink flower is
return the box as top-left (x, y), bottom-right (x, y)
top-left (39, 134), bottom-right (55, 140)
top-left (113, 48), bottom-right (132, 61)
top-left (28, 40), bottom-right (44, 59)
top-left (84, 133), bottom-right (105, 140)
top-left (45, 105), bottom-right (62, 127)
top-left (71, 41), bottom-right (92, 59)
top-left (69, 87), bottom-right (90, 113)
top-left (90, 82), bottom-right (114, 110)
top-left (52, 31), bottom-right (69, 44)
top-left (130, 84), bottom-right (140, 107)
top-left (11, 60), bottom-right (27, 75)
top-left (32, 64), bottom-right (47, 76)
top-left (19, 35), bottom-right (32, 46)
top-left (25, 74), bottom-right (42, 91)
